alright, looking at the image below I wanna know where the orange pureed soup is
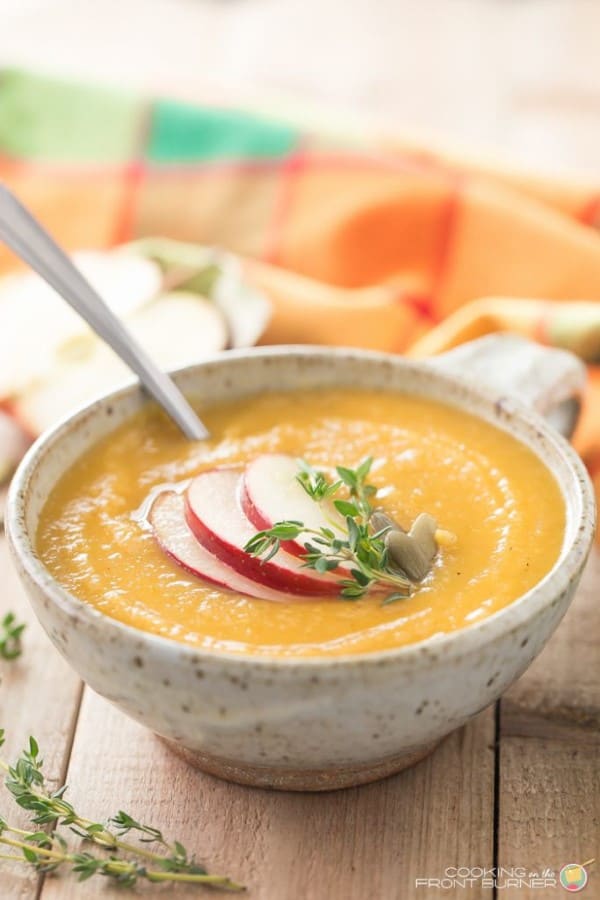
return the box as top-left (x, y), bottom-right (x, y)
top-left (37, 388), bottom-right (565, 658)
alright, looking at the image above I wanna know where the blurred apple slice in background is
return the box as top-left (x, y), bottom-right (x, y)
top-left (0, 240), bottom-right (272, 479)
top-left (0, 250), bottom-right (163, 397)
top-left (13, 292), bottom-right (228, 434)
top-left (0, 409), bottom-right (31, 482)
top-left (129, 237), bottom-right (271, 349)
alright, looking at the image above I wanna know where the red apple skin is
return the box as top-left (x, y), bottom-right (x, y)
top-left (184, 471), bottom-right (341, 597)
top-left (150, 491), bottom-right (308, 603)
top-left (151, 491), bottom-right (236, 590)
top-left (241, 453), bottom-right (346, 560)
top-left (159, 539), bottom-right (223, 590)
top-left (239, 477), bottom-right (306, 558)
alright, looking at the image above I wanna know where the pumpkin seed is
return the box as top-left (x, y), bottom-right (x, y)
top-left (385, 512), bottom-right (439, 582)
top-left (370, 510), bottom-right (405, 535)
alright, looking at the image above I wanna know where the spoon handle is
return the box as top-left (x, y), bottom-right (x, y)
top-left (0, 185), bottom-right (209, 440)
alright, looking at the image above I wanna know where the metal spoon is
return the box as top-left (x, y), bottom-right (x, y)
top-left (0, 184), bottom-right (210, 440)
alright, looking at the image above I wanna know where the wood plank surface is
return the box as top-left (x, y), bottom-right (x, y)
top-left (0, 540), bottom-right (83, 900)
top-left (3, 551), bottom-right (597, 898)
top-left (39, 690), bottom-right (495, 900)
top-left (497, 550), bottom-right (600, 898)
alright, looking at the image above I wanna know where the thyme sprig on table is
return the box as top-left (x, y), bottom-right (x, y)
top-left (0, 730), bottom-right (243, 891)
top-left (244, 458), bottom-right (412, 602)
top-left (0, 613), bottom-right (25, 661)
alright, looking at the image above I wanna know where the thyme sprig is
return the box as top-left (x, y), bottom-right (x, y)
top-left (296, 459), bottom-right (342, 502)
top-left (244, 458), bottom-right (411, 602)
top-left (0, 613), bottom-right (25, 661)
top-left (0, 730), bottom-right (243, 891)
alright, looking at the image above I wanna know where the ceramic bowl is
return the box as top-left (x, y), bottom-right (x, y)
top-left (6, 336), bottom-right (596, 791)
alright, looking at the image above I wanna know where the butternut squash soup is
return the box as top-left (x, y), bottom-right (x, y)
top-left (36, 389), bottom-right (565, 658)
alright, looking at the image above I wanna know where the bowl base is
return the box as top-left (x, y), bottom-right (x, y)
top-left (159, 737), bottom-right (441, 791)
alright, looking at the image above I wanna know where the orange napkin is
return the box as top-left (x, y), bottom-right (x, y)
top-left (0, 70), bottom-right (599, 507)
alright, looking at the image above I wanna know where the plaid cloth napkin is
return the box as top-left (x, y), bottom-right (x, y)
top-left (1, 69), bottom-right (600, 510)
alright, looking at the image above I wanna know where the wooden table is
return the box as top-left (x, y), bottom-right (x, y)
top-left (1, 0), bottom-right (599, 897)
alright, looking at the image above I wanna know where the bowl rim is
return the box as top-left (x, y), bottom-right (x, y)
top-left (6, 344), bottom-right (597, 671)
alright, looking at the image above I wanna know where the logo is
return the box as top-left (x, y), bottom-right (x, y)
top-left (414, 860), bottom-right (594, 892)
top-left (560, 863), bottom-right (589, 892)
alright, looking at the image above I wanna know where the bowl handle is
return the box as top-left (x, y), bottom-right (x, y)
top-left (428, 334), bottom-right (587, 438)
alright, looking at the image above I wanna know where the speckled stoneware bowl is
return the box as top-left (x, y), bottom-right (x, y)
top-left (6, 336), bottom-right (596, 791)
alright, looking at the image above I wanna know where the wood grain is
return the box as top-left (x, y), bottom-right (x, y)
top-left (0, 538), bottom-right (83, 900)
top-left (498, 737), bottom-right (598, 897)
top-left (39, 691), bottom-right (495, 900)
top-left (496, 550), bottom-right (600, 898)
top-left (502, 551), bottom-right (600, 729)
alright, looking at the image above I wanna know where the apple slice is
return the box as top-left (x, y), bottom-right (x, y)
top-left (241, 453), bottom-right (345, 558)
top-left (149, 490), bottom-right (307, 603)
top-left (0, 251), bottom-right (162, 398)
top-left (0, 408), bottom-right (30, 484)
top-left (13, 292), bottom-right (228, 435)
top-left (185, 469), bottom-right (341, 596)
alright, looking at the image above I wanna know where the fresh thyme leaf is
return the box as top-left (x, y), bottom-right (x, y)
top-left (350, 568), bottom-right (371, 587)
top-left (381, 592), bottom-right (408, 606)
top-left (356, 456), bottom-right (374, 481)
top-left (243, 521), bottom-right (308, 563)
top-left (262, 539), bottom-right (281, 563)
top-left (0, 733), bottom-right (244, 891)
top-left (346, 517), bottom-right (360, 552)
top-left (0, 613), bottom-right (26, 661)
top-left (336, 457), bottom-right (376, 518)
top-left (110, 810), bottom-right (164, 845)
top-left (267, 522), bottom-right (304, 539)
top-left (244, 522), bottom-right (303, 559)
top-left (296, 459), bottom-right (343, 502)
top-left (245, 457), bottom-right (419, 602)
top-left (333, 499), bottom-right (359, 518)
top-left (22, 845), bottom-right (37, 864)
top-left (334, 465), bottom-right (357, 490)
top-left (174, 840), bottom-right (187, 859)
top-left (339, 580), bottom-right (369, 600)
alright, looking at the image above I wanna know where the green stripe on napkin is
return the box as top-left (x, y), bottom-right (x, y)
top-left (0, 70), bottom-right (142, 163)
